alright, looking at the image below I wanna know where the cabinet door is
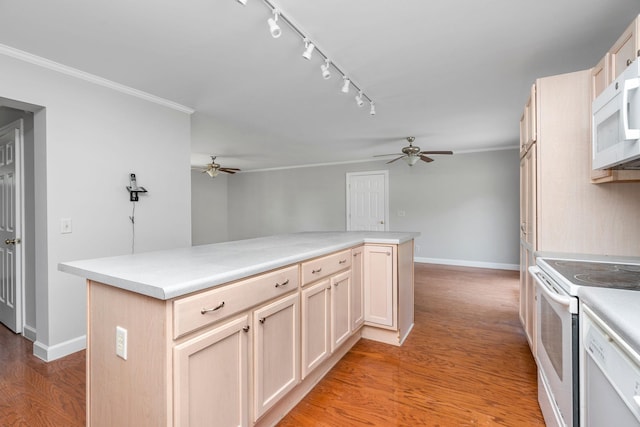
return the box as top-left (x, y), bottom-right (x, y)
top-left (301, 279), bottom-right (330, 378)
top-left (331, 270), bottom-right (351, 352)
top-left (173, 315), bottom-right (250, 427)
top-left (363, 245), bottom-right (395, 327)
top-left (350, 246), bottom-right (364, 330)
top-left (253, 293), bottom-right (300, 421)
top-left (610, 17), bottom-right (639, 80)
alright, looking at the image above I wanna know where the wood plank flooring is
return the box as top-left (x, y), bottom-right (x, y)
top-left (0, 263), bottom-right (543, 426)
top-left (277, 263), bottom-right (544, 426)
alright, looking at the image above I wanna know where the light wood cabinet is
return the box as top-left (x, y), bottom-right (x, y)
top-left (173, 315), bottom-right (250, 427)
top-left (610, 16), bottom-right (640, 80)
top-left (361, 241), bottom-right (414, 346)
top-left (519, 143), bottom-right (536, 350)
top-left (519, 84), bottom-right (537, 155)
top-left (363, 244), bottom-right (394, 328)
top-left (330, 270), bottom-right (351, 352)
top-left (350, 246), bottom-right (364, 330)
top-left (301, 279), bottom-right (330, 378)
top-left (84, 239), bottom-right (415, 427)
top-left (590, 17), bottom-right (640, 183)
top-left (253, 292), bottom-right (300, 421)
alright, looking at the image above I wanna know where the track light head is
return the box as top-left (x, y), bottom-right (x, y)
top-left (321, 60), bottom-right (331, 79)
top-left (268, 10), bottom-right (282, 38)
top-left (302, 39), bottom-right (315, 60)
top-left (355, 91), bottom-right (364, 107)
top-left (370, 102), bottom-right (376, 115)
top-left (341, 76), bottom-right (350, 93)
top-left (236, 0), bottom-right (247, 5)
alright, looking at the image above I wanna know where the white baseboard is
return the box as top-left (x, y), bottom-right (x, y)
top-left (414, 256), bottom-right (519, 271)
top-left (22, 324), bottom-right (37, 342)
top-left (34, 335), bottom-right (86, 362)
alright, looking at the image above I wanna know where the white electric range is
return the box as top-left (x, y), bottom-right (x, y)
top-left (530, 255), bottom-right (640, 427)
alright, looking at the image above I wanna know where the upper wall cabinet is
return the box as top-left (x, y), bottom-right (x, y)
top-left (590, 15), bottom-right (640, 183)
top-left (519, 84), bottom-right (537, 155)
top-left (610, 16), bottom-right (640, 81)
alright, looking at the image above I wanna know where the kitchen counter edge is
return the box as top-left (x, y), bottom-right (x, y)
top-left (58, 231), bottom-right (419, 301)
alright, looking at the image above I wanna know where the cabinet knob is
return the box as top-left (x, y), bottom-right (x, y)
top-left (201, 301), bottom-right (225, 315)
top-left (259, 317), bottom-right (266, 324)
top-left (242, 325), bottom-right (250, 332)
top-left (379, 220), bottom-right (384, 224)
top-left (627, 58), bottom-right (633, 66)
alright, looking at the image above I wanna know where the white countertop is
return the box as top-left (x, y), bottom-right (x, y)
top-left (59, 231), bottom-right (419, 300)
top-left (578, 287), bottom-right (640, 355)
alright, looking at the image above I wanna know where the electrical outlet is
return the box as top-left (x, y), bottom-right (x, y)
top-left (116, 326), bottom-right (128, 360)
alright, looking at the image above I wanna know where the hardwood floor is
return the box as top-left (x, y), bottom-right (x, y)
top-left (0, 325), bottom-right (85, 426)
top-left (277, 263), bottom-right (544, 426)
top-left (0, 263), bottom-right (543, 426)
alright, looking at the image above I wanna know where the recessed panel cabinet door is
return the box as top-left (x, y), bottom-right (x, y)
top-left (173, 315), bottom-right (250, 427)
top-left (253, 292), bottom-right (300, 421)
top-left (301, 279), bottom-right (331, 378)
top-left (364, 245), bottom-right (395, 327)
top-left (350, 246), bottom-right (364, 330)
top-left (331, 270), bottom-right (351, 352)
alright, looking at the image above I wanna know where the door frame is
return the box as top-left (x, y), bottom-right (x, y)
top-left (345, 170), bottom-right (389, 231)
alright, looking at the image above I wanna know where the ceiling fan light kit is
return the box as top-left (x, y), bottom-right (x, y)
top-left (238, 0), bottom-right (375, 114)
top-left (194, 156), bottom-right (241, 178)
top-left (374, 137), bottom-right (453, 167)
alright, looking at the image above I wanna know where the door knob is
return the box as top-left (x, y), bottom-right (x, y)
top-left (4, 238), bottom-right (20, 245)
top-left (379, 220), bottom-right (384, 224)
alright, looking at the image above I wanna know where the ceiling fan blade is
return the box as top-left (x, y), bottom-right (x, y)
top-left (220, 167), bottom-right (241, 171)
top-left (420, 155), bottom-right (434, 163)
top-left (220, 169), bottom-right (237, 174)
top-left (386, 155), bottom-right (406, 164)
top-left (419, 150), bottom-right (453, 155)
top-left (373, 153), bottom-right (401, 158)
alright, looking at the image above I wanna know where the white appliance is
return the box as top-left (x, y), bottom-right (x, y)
top-left (530, 257), bottom-right (640, 427)
top-left (592, 59), bottom-right (640, 170)
top-left (581, 305), bottom-right (640, 426)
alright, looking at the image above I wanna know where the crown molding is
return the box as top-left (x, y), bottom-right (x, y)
top-left (0, 43), bottom-right (194, 115)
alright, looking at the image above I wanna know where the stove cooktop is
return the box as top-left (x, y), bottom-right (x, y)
top-left (541, 259), bottom-right (640, 291)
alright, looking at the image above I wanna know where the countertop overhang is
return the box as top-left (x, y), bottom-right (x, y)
top-left (58, 231), bottom-right (419, 300)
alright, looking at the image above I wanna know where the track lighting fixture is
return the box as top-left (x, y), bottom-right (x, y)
top-left (341, 76), bottom-right (350, 93)
top-left (302, 38), bottom-right (315, 60)
top-left (242, 0), bottom-right (376, 115)
top-left (267, 10), bottom-right (282, 38)
top-left (321, 60), bottom-right (331, 79)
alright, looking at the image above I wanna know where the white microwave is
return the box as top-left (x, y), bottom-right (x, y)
top-left (592, 59), bottom-right (640, 170)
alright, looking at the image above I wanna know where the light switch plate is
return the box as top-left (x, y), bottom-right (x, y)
top-left (60, 218), bottom-right (72, 234)
top-left (116, 326), bottom-right (127, 360)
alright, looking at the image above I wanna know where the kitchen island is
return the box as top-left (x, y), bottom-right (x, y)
top-left (59, 231), bottom-right (418, 427)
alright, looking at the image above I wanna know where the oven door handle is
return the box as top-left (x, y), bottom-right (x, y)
top-left (529, 266), bottom-right (578, 314)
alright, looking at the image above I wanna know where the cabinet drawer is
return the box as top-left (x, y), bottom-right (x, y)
top-left (173, 265), bottom-right (299, 339)
top-left (301, 250), bottom-right (351, 285)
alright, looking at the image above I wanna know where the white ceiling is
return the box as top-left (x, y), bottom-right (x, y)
top-left (1, 0), bottom-right (639, 171)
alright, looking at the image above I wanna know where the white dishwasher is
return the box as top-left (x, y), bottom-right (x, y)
top-left (581, 305), bottom-right (640, 426)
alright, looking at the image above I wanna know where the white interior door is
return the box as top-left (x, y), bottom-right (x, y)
top-left (0, 120), bottom-right (23, 333)
top-left (346, 171), bottom-right (388, 231)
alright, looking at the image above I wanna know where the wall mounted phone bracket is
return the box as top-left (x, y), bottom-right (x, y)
top-left (126, 173), bottom-right (147, 202)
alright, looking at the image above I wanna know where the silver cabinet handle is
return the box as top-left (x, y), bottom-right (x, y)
top-left (4, 238), bottom-right (20, 245)
top-left (242, 325), bottom-right (250, 332)
top-left (275, 279), bottom-right (289, 288)
top-left (312, 268), bottom-right (322, 274)
top-left (259, 317), bottom-right (266, 324)
top-left (201, 301), bottom-right (225, 315)
top-left (339, 259), bottom-right (347, 264)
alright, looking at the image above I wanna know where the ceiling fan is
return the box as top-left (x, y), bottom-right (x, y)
top-left (374, 137), bottom-right (453, 166)
top-left (192, 156), bottom-right (241, 178)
